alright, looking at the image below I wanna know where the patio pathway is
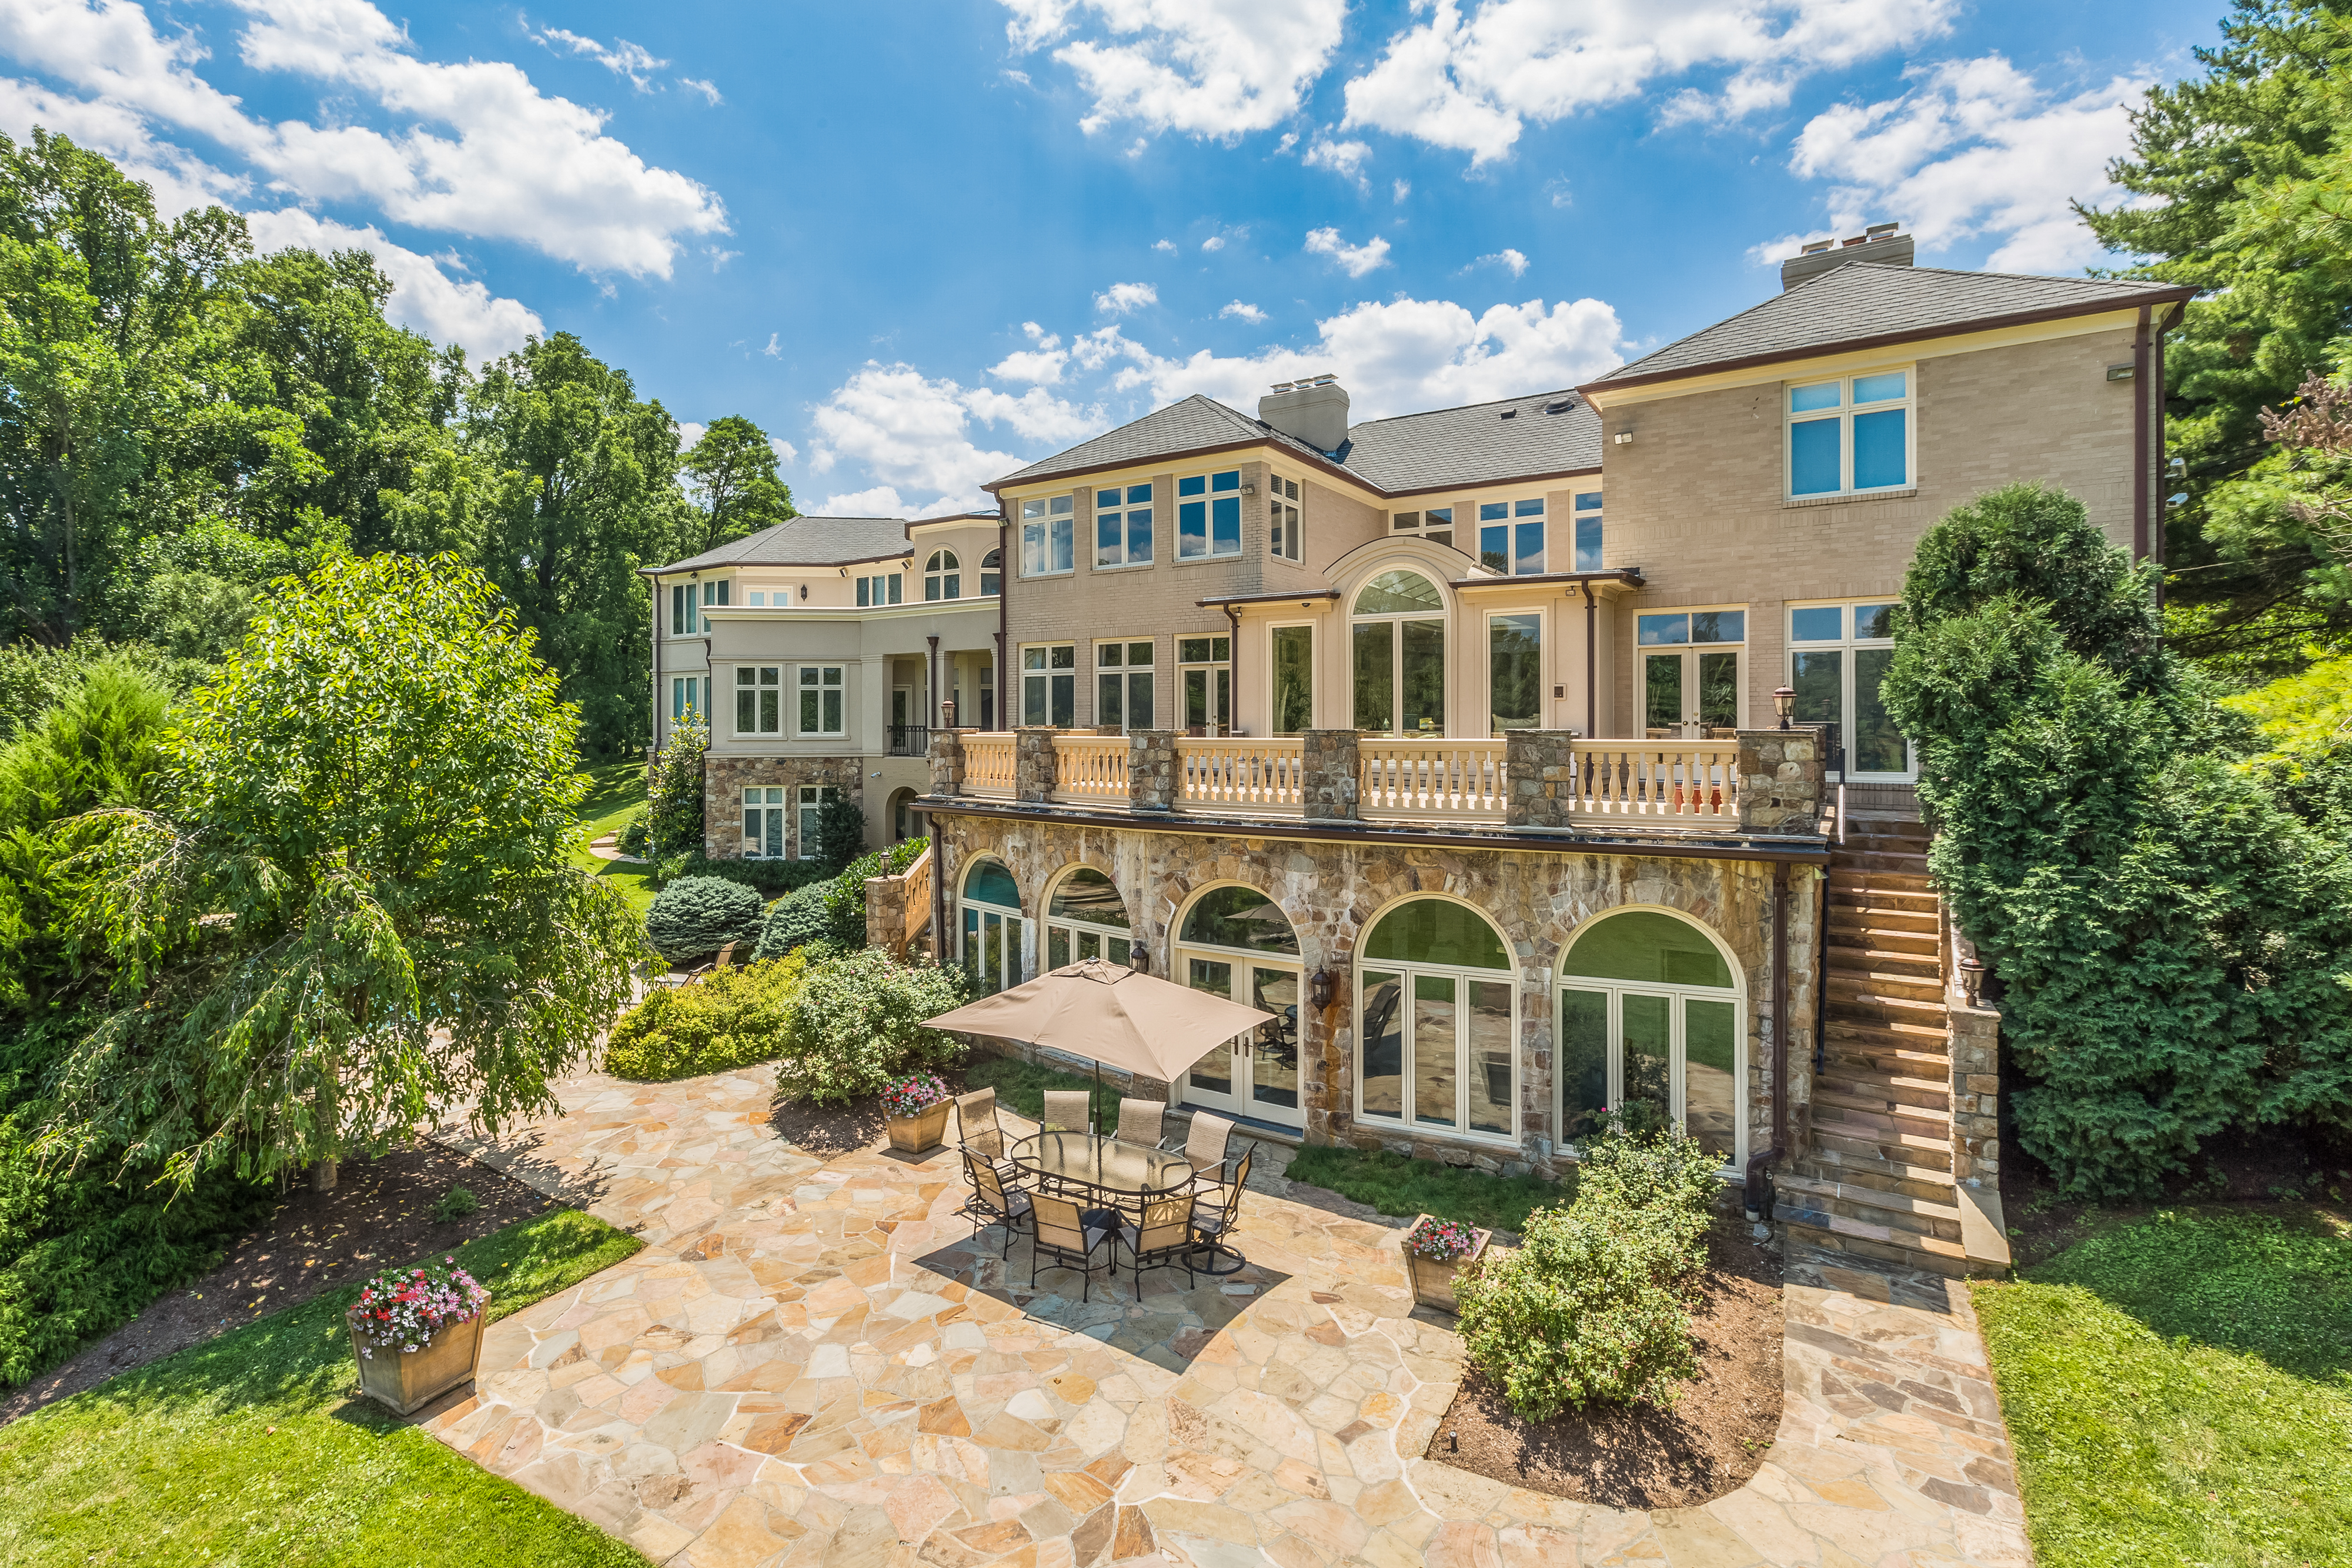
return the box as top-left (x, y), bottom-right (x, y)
top-left (426, 1068), bottom-right (2031, 1567)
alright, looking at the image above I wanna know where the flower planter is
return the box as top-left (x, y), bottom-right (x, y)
top-left (887, 1098), bottom-right (953, 1155)
top-left (349, 1308), bottom-right (485, 1416)
top-left (1402, 1212), bottom-right (1492, 1316)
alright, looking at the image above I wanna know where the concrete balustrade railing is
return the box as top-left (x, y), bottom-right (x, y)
top-left (1357, 737), bottom-right (1508, 821)
top-left (1175, 736), bottom-right (1306, 813)
top-left (1050, 734), bottom-right (1131, 803)
top-left (960, 732), bottom-right (1016, 798)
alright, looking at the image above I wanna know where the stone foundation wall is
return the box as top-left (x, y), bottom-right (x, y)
top-left (1947, 1001), bottom-right (2002, 1188)
top-left (928, 811), bottom-right (1820, 1179)
top-left (701, 755), bottom-right (867, 860)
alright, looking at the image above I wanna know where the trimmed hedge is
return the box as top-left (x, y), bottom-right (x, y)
top-left (668, 855), bottom-right (834, 898)
top-left (644, 875), bottom-right (764, 962)
top-left (603, 954), bottom-right (811, 1081)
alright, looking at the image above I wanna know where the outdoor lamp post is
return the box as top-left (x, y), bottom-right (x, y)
top-left (1773, 685), bottom-right (1796, 729)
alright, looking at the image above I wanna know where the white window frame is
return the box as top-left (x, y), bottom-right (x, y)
top-left (958, 858), bottom-right (1025, 997)
top-left (980, 547), bottom-right (1002, 597)
top-left (1020, 495), bottom-right (1075, 577)
top-left (1044, 867), bottom-right (1137, 971)
top-left (924, 550), bottom-right (961, 601)
top-left (1268, 621), bottom-right (1314, 736)
top-left (1021, 642), bottom-right (1076, 728)
top-left (670, 674), bottom-right (705, 724)
top-left (1349, 571), bottom-right (1448, 735)
top-left (796, 664), bottom-right (846, 737)
top-left (796, 785), bottom-right (840, 862)
top-left (857, 571), bottom-right (903, 607)
top-left (1172, 883), bottom-right (1305, 1130)
top-left (1177, 634), bottom-right (1231, 733)
top-left (1476, 499), bottom-right (1546, 576)
top-left (670, 583), bottom-right (697, 636)
top-left (1267, 473), bottom-right (1301, 562)
top-left (1485, 607), bottom-right (1545, 737)
top-left (1571, 491), bottom-right (1604, 572)
top-left (734, 665), bottom-right (783, 735)
top-left (1787, 599), bottom-right (1913, 779)
top-left (1094, 639), bottom-right (1155, 732)
top-left (1352, 899), bottom-right (1519, 1146)
top-left (741, 786), bottom-right (787, 858)
top-left (1175, 469), bottom-right (1244, 561)
top-left (1785, 365), bottom-right (1915, 500)
top-left (1387, 506), bottom-right (1456, 550)
top-left (1634, 607), bottom-right (1747, 738)
top-left (1093, 483), bottom-right (1155, 570)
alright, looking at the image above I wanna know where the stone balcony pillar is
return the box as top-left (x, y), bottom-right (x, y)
top-left (1130, 730), bottom-right (1177, 812)
top-left (1736, 728), bottom-right (1824, 833)
top-left (1014, 727), bottom-right (1058, 803)
top-left (927, 729), bottom-right (965, 797)
top-left (1300, 730), bottom-right (1359, 821)
top-left (1504, 730), bottom-right (1582, 828)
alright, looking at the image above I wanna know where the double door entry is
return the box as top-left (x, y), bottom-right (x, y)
top-left (1182, 958), bottom-right (1304, 1128)
top-left (1643, 648), bottom-right (1740, 740)
top-left (1558, 984), bottom-right (1742, 1164)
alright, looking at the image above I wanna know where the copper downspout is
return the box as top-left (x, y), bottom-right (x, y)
top-left (1744, 860), bottom-right (1792, 1221)
top-left (927, 633), bottom-right (939, 728)
top-left (997, 515), bottom-right (1009, 729)
top-left (2132, 304), bottom-right (2152, 561)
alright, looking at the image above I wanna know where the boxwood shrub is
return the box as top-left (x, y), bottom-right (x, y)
top-left (603, 954), bottom-right (811, 1081)
top-left (669, 855), bottom-right (834, 898)
top-left (644, 875), bottom-right (765, 963)
top-left (755, 881), bottom-right (837, 959)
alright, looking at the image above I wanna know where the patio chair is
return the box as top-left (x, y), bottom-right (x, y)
top-left (1114, 1098), bottom-right (1164, 1147)
top-left (1190, 1144), bottom-right (1253, 1275)
top-left (1118, 1192), bottom-right (1197, 1299)
top-left (958, 1149), bottom-right (1033, 1259)
top-left (1040, 1089), bottom-right (1093, 1135)
top-left (1171, 1110), bottom-right (1237, 1185)
top-left (954, 1089), bottom-right (1022, 1183)
top-left (1028, 1191), bottom-right (1117, 1302)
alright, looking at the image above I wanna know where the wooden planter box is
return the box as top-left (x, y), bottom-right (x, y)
top-left (1401, 1212), bottom-right (1492, 1316)
top-left (887, 1099), bottom-right (953, 1155)
top-left (349, 1309), bottom-right (486, 1416)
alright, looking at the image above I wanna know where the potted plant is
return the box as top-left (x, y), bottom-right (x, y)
top-left (347, 1255), bottom-right (492, 1416)
top-left (881, 1070), bottom-right (954, 1154)
top-left (1401, 1213), bottom-right (1491, 1315)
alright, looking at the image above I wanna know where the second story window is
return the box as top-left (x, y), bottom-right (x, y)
top-left (1022, 643), bottom-right (1075, 727)
top-left (981, 547), bottom-right (1001, 596)
top-left (797, 665), bottom-right (845, 735)
top-left (735, 665), bottom-right (783, 735)
top-left (1177, 470), bottom-right (1242, 559)
top-left (1094, 484), bottom-right (1154, 567)
top-left (1478, 500), bottom-right (1545, 575)
top-left (1573, 492), bottom-right (1603, 571)
top-left (857, 572), bottom-right (903, 606)
top-left (926, 550), bottom-right (961, 601)
top-left (1788, 369), bottom-right (1912, 497)
top-left (1020, 496), bottom-right (1074, 576)
top-left (1268, 475), bottom-right (1301, 561)
top-left (1389, 507), bottom-right (1454, 549)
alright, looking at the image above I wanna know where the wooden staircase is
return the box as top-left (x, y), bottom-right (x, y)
top-left (1781, 814), bottom-right (1999, 1278)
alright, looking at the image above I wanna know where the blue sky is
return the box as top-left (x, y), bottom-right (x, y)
top-left (0, 0), bottom-right (2219, 516)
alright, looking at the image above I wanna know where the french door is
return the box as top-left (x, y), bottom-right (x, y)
top-left (1557, 983), bottom-right (1742, 1165)
top-left (1642, 648), bottom-right (1740, 740)
top-left (1182, 955), bottom-right (1304, 1128)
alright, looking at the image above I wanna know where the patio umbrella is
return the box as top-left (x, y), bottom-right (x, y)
top-left (923, 957), bottom-right (1277, 1106)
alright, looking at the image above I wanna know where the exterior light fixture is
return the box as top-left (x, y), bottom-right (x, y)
top-left (799, 584), bottom-right (808, 601)
top-left (1773, 686), bottom-right (1796, 729)
top-left (1308, 969), bottom-right (1335, 1008)
top-left (1128, 947), bottom-right (1149, 974)
top-left (1612, 432), bottom-right (1634, 445)
top-left (1959, 954), bottom-right (1987, 1008)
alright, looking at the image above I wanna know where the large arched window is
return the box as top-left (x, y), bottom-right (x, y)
top-left (958, 857), bottom-right (1023, 996)
top-left (926, 550), bottom-right (961, 602)
top-left (1045, 868), bottom-right (1131, 969)
top-left (980, 547), bottom-right (1002, 597)
top-left (1557, 910), bottom-right (1743, 1166)
top-left (1351, 570), bottom-right (1446, 734)
top-left (1175, 885), bottom-right (1304, 1130)
top-left (1357, 898), bottom-right (1515, 1139)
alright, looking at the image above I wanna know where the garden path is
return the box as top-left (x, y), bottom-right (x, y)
top-left (427, 1068), bottom-right (2030, 1568)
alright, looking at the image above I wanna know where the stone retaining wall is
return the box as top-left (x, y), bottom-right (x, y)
top-left (701, 755), bottom-right (866, 861)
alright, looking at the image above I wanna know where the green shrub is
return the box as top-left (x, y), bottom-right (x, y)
top-left (618, 808), bottom-right (649, 858)
top-left (647, 720), bottom-right (706, 855)
top-left (756, 880), bottom-right (837, 959)
top-left (814, 795), bottom-right (866, 871)
top-left (644, 875), bottom-right (765, 962)
top-left (671, 854), bottom-right (834, 898)
top-left (603, 954), bottom-right (813, 1080)
top-left (821, 838), bottom-right (927, 948)
top-left (1574, 1124), bottom-right (1722, 1248)
top-left (777, 949), bottom-right (968, 1104)
top-left (430, 1185), bottom-right (480, 1223)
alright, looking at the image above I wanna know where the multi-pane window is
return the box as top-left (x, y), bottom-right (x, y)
top-left (1357, 899), bottom-right (1517, 1141)
top-left (1489, 613), bottom-right (1542, 733)
top-left (1637, 610), bottom-right (1744, 738)
top-left (1788, 369), bottom-right (1912, 497)
top-left (797, 665), bottom-right (845, 735)
top-left (796, 785), bottom-right (838, 861)
top-left (1573, 492), bottom-right (1603, 571)
top-left (961, 858), bottom-right (1024, 997)
top-left (1271, 624), bottom-right (1312, 735)
top-left (1351, 571), bottom-right (1445, 734)
top-left (1178, 636), bottom-right (1230, 731)
top-left (735, 665), bottom-right (783, 734)
top-left (1094, 484), bottom-right (1154, 567)
top-left (670, 675), bottom-right (704, 723)
top-left (669, 580), bottom-right (724, 634)
top-left (1095, 640), bottom-right (1154, 731)
top-left (856, 572), bottom-right (903, 606)
top-left (1478, 499), bottom-right (1545, 575)
top-left (1020, 496), bottom-right (1075, 576)
top-left (926, 550), bottom-right (961, 601)
top-left (1268, 474), bottom-right (1301, 561)
top-left (1046, 867), bottom-right (1132, 970)
top-left (1390, 506), bottom-right (1455, 548)
top-left (1790, 601), bottom-right (1910, 775)
top-left (1021, 643), bottom-right (1075, 727)
top-left (980, 547), bottom-right (1002, 596)
top-left (1558, 910), bottom-right (1743, 1165)
top-left (1177, 470), bottom-right (1242, 559)
top-left (742, 787), bottom-right (787, 858)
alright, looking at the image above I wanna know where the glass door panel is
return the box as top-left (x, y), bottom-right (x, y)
top-left (1185, 958), bottom-right (1235, 1098)
top-left (1400, 618), bottom-right (1445, 734)
top-left (1644, 654), bottom-right (1683, 737)
top-left (1359, 971), bottom-right (1404, 1120)
top-left (1048, 927), bottom-right (1069, 969)
top-left (1697, 650), bottom-right (1739, 735)
top-left (1352, 622), bottom-right (1393, 731)
top-left (1465, 979), bottom-right (1514, 1135)
top-left (1411, 975), bottom-right (1458, 1129)
top-left (1560, 988), bottom-right (1609, 1145)
top-left (1853, 646), bottom-right (1907, 774)
top-left (1621, 991), bottom-right (1673, 1133)
top-left (1684, 998), bottom-right (1739, 1162)
top-left (1249, 968), bottom-right (1301, 1115)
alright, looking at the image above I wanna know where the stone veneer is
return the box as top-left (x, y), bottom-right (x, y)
top-left (1736, 728), bottom-right (1827, 833)
top-left (701, 754), bottom-right (866, 861)
top-left (928, 811), bottom-right (1820, 1179)
top-left (1947, 999), bottom-right (2002, 1187)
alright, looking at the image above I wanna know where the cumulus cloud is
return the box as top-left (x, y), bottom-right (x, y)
top-left (1393, 178), bottom-right (1412, 203)
top-left (1478, 248), bottom-right (1530, 276)
top-left (996, 0), bottom-right (1348, 139)
top-left (806, 362), bottom-right (1105, 512)
top-left (1341, 0), bottom-right (1957, 163)
top-left (1776, 55), bottom-right (2147, 273)
top-left (1094, 280), bottom-right (1159, 313)
top-left (1302, 134), bottom-right (1372, 190)
top-left (244, 208), bottom-right (543, 357)
top-left (1152, 237), bottom-right (1177, 252)
top-left (1201, 233), bottom-right (1226, 252)
top-left (770, 436), bottom-right (797, 464)
top-left (1305, 226), bottom-right (1392, 278)
top-left (1221, 299), bottom-right (1268, 323)
top-left (0, 0), bottom-right (728, 276)
top-left (677, 420), bottom-right (707, 448)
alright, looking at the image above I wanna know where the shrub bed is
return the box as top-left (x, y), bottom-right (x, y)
top-left (644, 875), bottom-right (764, 963)
top-left (755, 882), bottom-right (837, 961)
top-left (666, 855), bottom-right (835, 899)
top-left (777, 949), bottom-right (968, 1104)
top-left (603, 954), bottom-right (812, 1081)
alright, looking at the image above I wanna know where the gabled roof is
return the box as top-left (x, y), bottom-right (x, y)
top-left (990, 394), bottom-right (1331, 489)
top-left (1585, 263), bottom-right (2196, 392)
top-left (649, 515), bottom-right (913, 575)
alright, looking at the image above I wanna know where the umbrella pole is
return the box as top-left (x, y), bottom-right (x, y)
top-left (1093, 1058), bottom-right (1102, 1136)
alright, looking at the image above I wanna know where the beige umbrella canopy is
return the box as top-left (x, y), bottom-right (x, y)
top-left (923, 958), bottom-right (1276, 1086)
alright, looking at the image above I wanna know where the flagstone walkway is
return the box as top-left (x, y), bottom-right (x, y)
top-left (427, 1067), bottom-right (2030, 1568)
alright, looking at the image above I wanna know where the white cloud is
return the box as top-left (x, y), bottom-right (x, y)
top-left (679, 77), bottom-right (721, 106)
top-left (243, 208), bottom-right (543, 357)
top-left (1393, 178), bottom-right (1412, 203)
top-left (1341, 0), bottom-right (1958, 163)
top-left (811, 485), bottom-right (987, 521)
top-left (997, 0), bottom-right (1348, 139)
top-left (1201, 233), bottom-right (1226, 252)
top-left (990, 337), bottom-right (1070, 382)
top-left (1305, 226), bottom-right (1392, 278)
top-left (1302, 134), bottom-right (1372, 190)
top-left (1476, 248), bottom-right (1530, 276)
top-left (1094, 280), bottom-right (1159, 313)
top-left (1221, 299), bottom-right (1268, 323)
top-left (770, 436), bottom-right (797, 465)
top-left (528, 22), bottom-right (664, 91)
top-left (806, 362), bottom-right (1104, 511)
top-left (0, 0), bottom-right (728, 276)
top-left (1152, 237), bottom-right (1177, 252)
top-left (1779, 55), bottom-right (2149, 273)
top-left (677, 420), bottom-right (707, 448)
top-left (763, 332), bottom-right (781, 357)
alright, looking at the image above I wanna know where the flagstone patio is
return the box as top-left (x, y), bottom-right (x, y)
top-left (427, 1066), bottom-right (2031, 1568)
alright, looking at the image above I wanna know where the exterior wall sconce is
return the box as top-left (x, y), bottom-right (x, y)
top-left (1128, 947), bottom-right (1149, 975)
top-left (1308, 969), bottom-right (1335, 1008)
top-left (1612, 432), bottom-right (1634, 444)
top-left (1773, 685), bottom-right (1796, 729)
top-left (1959, 954), bottom-right (1987, 1008)
top-left (800, 584), bottom-right (808, 601)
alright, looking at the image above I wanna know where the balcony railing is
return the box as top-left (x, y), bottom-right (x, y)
top-left (1558, 741), bottom-right (1742, 824)
top-left (963, 733), bottom-right (1017, 798)
top-left (1358, 738), bottom-right (1507, 821)
top-left (887, 723), bottom-right (931, 758)
top-left (1177, 736), bottom-right (1306, 813)
top-left (1051, 734), bottom-right (1130, 803)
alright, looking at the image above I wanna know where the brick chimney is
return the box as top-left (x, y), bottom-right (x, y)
top-left (1258, 375), bottom-right (1351, 454)
top-left (1782, 223), bottom-right (1913, 291)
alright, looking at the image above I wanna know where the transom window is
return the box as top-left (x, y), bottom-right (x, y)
top-left (926, 550), bottom-right (961, 601)
top-left (1046, 868), bottom-right (1132, 969)
top-left (1178, 635), bottom-right (1231, 732)
top-left (1095, 484), bottom-right (1154, 567)
top-left (1478, 499), bottom-right (1545, 576)
top-left (1390, 507), bottom-right (1455, 549)
top-left (1268, 474), bottom-right (1301, 561)
top-left (1020, 496), bottom-right (1075, 576)
top-left (1558, 910), bottom-right (1743, 1166)
top-left (735, 665), bottom-right (783, 734)
top-left (959, 858), bottom-right (1024, 997)
top-left (1357, 900), bottom-right (1516, 1141)
top-left (1788, 369), bottom-right (1912, 498)
top-left (741, 787), bottom-right (787, 858)
top-left (1177, 470), bottom-right (1242, 559)
top-left (1352, 570), bottom-right (1445, 734)
top-left (1095, 640), bottom-right (1154, 731)
top-left (1022, 643), bottom-right (1075, 727)
top-left (797, 665), bottom-right (844, 736)
top-left (1573, 492), bottom-right (1603, 571)
top-left (856, 571), bottom-right (903, 607)
top-left (1790, 601), bottom-right (1910, 777)
top-left (1180, 886), bottom-right (1303, 1129)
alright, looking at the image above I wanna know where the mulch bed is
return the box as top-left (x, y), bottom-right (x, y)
top-left (767, 1066), bottom-right (974, 1160)
top-left (1426, 1216), bottom-right (1785, 1509)
top-left (0, 1144), bottom-right (554, 1427)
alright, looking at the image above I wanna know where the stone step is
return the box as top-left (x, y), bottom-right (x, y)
top-left (1825, 918), bottom-right (1940, 955)
top-left (1817, 1065), bottom-right (1950, 1111)
top-left (1825, 984), bottom-right (1950, 1027)
top-left (1826, 968), bottom-right (1946, 1005)
top-left (1823, 1015), bottom-right (1951, 1049)
top-left (1821, 1042), bottom-right (1954, 1081)
top-left (1812, 1092), bottom-right (1951, 1141)
top-left (1842, 825), bottom-right (1932, 851)
top-left (1792, 1152), bottom-right (1961, 1204)
top-left (1826, 943), bottom-right (1942, 980)
top-left (1811, 1121), bottom-right (1955, 1171)
top-left (1780, 1212), bottom-right (1974, 1279)
top-left (1775, 1172), bottom-right (1964, 1243)
top-left (1829, 872), bottom-right (1936, 900)
top-left (1829, 849), bottom-right (1932, 876)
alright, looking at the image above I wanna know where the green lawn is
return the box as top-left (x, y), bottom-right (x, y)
top-left (570, 759), bottom-right (657, 917)
top-left (0, 1208), bottom-right (648, 1567)
top-left (1975, 1205), bottom-right (2352, 1568)
top-left (1282, 1144), bottom-right (1566, 1236)
top-left (965, 1053), bottom-right (1123, 1128)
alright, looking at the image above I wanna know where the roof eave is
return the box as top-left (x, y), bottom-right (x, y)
top-left (986, 433), bottom-right (1356, 497)
top-left (1445, 568), bottom-right (1646, 591)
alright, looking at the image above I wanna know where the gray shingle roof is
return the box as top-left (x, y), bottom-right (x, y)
top-left (650, 515), bottom-right (913, 575)
top-left (1588, 263), bottom-right (2192, 387)
top-left (991, 394), bottom-right (1329, 487)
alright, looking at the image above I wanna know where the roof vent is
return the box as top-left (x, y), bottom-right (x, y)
top-left (1258, 376), bottom-right (1351, 453)
top-left (1781, 224), bottom-right (1913, 290)
top-left (1544, 397), bottom-right (1575, 414)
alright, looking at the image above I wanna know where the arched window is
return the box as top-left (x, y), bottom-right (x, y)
top-left (980, 547), bottom-right (1001, 597)
top-left (1045, 868), bottom-right (1131, 968)
top-left (1356, 898), bottom-right (1515, 1139)
top-left (1175, 885), bottom-right (1303, 1130)
top-left (887, 787), bottom-right (918, 844)
top-left (1558, 910), bottom-right (1742, 1166)
top-left (958, 857), bottom-right (1023, 996)
top-left (926, 550), bottom-right (961, 602)
top-left (1351, 570), bottom-right (1446, 734)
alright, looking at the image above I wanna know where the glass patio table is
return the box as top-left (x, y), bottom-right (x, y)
top-left (1008, 1131), bottom-right (1197, 1219)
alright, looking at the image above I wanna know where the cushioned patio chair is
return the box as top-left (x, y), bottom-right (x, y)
top-left (1172, 1110), bottom-right (1237, 1185)
top-left (1119, 1192), bottom-right (1197, 1299)
top-left (1040, 1089), bottom-right (1093, 1135)
top-left (959, 1148), bottom-right (1033, 1259)
top-left (1190, 1144), bottom-right (1252, 1275)
top-left (1114, 1097), bottom-right (1164, 1148)
top-left (1028, 1191), bottom-right (1117, 1302)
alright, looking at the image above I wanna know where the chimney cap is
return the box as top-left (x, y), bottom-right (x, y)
top-left (1800, 239), bottom-right (1832, 255)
